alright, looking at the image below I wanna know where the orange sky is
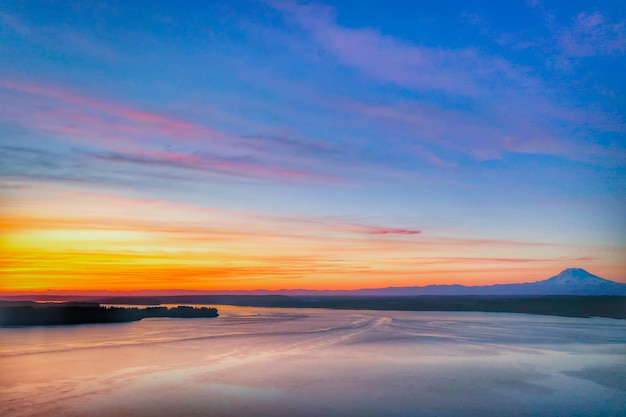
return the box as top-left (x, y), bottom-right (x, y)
top-left (2, 183), bottom-right (624, 294)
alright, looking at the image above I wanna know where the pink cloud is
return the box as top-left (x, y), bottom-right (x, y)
top-left (0, 79), bottom-right (349, 183)
top-left (0, 80), bottom-right (220, 141)
top-left (0, 79), bottom-right (357, 168)
top-left (353, 225), bottom-right (421, 235)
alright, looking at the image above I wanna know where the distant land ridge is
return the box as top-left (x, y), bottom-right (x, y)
top-left (205, 267), bottom-right (623, 296)
top-left (336, 268), bottom-right (626, 297)
top-left (0, 268), bottom-right (624, 299)
top-left (133, 268), bottom-right (620, 297)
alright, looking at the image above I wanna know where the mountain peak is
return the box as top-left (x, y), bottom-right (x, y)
top-left (561, 267), bottom-right (591, 274)
top-left (554, 268), bottom-right (595, 279)
top-left (540, 268), bottom-right (618, 289)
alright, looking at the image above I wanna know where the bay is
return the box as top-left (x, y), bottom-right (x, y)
top-left (1, 306), bottom-right (624, 417)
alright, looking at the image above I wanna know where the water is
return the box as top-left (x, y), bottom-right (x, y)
top-left (1, 306), bottom-right (625, 417)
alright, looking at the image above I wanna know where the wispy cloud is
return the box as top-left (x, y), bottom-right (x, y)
top-left (1, 190), bottom-right (423, 241)
top-left (266, 1), bottom-right (624, 165)
top-left (558, 12), bottom-right (626, 58)
top-left (0, 80), bottom-right (221, 143)
top-left (351, 225), bottom-right (421, 236)
top-left (479, 5), bottom-right (626, 63)
top-left (0, 81), bottom-right (347, 184)
top-left (87, 149), bottom-right (338, 183)
top-left (408, 256), bottom-right (596, 265)
top-left (0, 145), bottom-right (192, 190)
top-left (269, 1), bottom-right (527, 98)
top-left (0, 11), bottom-right (118, 60)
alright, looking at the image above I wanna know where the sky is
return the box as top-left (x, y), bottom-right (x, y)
top-left (1, 0), bottom-right (625, 293)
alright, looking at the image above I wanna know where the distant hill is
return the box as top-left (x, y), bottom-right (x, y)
top-left (337, 268), bottom-right (626, 296)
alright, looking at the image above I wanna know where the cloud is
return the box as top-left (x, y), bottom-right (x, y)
top-left (360, 227), bottom-right (421, 235)
top-left (341, 224), bottom-right (421, 236)
top-left (265, 1), bottom-right (624, 166)
top-left (1, 188), bottom-right (421, 240)
top-left (0, 146), bottom-right (95, 185)
top-left (409, 256), bottom-right (597, 265)
top-left (0, 145), bottom-right (189, 189)
top-left (7, 185), bottom-right (621, 291)
top-left (0, 81), bottom-right (350, 184)
top-left (339, 98), bottom-right (599, 163)
top-left (558, 12), bottom-right (626, 58)
top-left (0, 11), bottom-right (118, 60)
top-left (0, 80), bottom-right (221, 142)
top-left (5, 206), bottom-right (616, 291)
top-left (0, 80), bottom-right (357, 167)
top-left (242, 132), bottom-right (348, 160)
top-left (464, 6), bottom-right (625, 62)
top-left (87, 149), bottom-right (338, 183)
top-left (270, 1), bottom-right (529, 97)
top-left (0, 12), bottom-right (32, 36)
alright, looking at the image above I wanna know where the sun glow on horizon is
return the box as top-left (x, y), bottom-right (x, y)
top-left (2, 186), bottom-right (624, 293)
top-left (1, 1), bottom-right (625, 292)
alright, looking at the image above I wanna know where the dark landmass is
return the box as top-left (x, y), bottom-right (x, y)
top-left (3, 295), bottom-right (620, 319)
top-left (97, 295), bottom-right (626, 319)
top-left (0, 303), bottom-right (218, 327)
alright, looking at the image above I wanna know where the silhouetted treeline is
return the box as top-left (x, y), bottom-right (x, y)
top-left (143, 306), bottom-right (219, 318)
top-left (0, 303), bottom-right (218, 326)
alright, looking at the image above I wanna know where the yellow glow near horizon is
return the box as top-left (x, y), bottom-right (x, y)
top-left (2, 189), bottom-right (625, 293)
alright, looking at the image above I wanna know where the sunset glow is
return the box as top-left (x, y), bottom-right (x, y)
top-left (1, 0), bottom-right (625, 293)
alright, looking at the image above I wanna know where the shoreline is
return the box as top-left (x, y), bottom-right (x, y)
top-left (0, 303), bottom-right (219, 327)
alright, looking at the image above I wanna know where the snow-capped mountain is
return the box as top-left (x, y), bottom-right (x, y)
top-left (528, 268), bottom-right (626, 295)
top-left (367, 268), bottom-right (626, 296)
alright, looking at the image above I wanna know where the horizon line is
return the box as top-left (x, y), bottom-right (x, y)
top-left (1, 268), bottom-right (621, 297)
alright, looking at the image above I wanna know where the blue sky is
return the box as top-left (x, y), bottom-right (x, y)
top-left (1, 0), bottom-right (625, 291)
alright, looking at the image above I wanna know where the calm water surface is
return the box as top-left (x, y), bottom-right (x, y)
top-left (1, 306), bottom-right (625, 417)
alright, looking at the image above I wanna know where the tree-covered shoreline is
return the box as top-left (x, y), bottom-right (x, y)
top-left (0, 303), bottom-right (218, 327)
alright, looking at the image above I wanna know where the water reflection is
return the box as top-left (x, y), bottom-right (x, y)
top-left (1, 308), bottom-right (624, 417)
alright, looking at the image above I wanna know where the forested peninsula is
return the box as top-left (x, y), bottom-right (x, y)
top-left (0, 302), bottom-right (218, 326)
